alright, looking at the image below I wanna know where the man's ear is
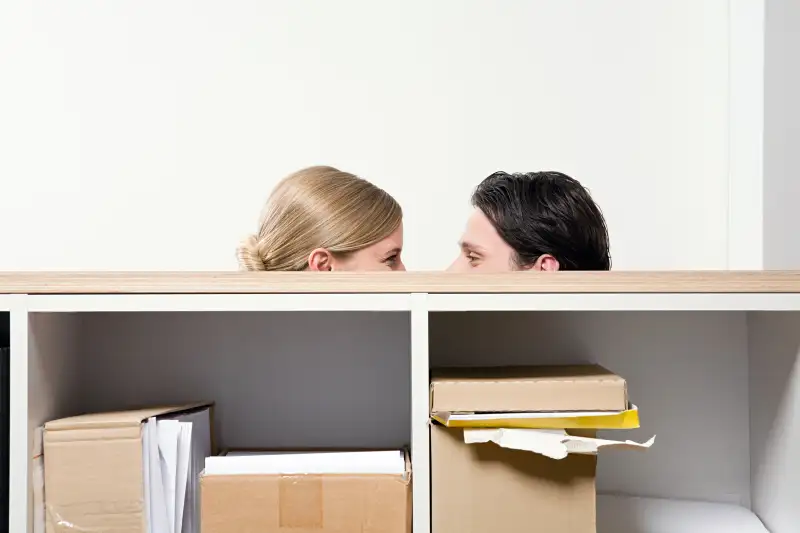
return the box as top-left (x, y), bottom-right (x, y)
top-left (308, 248), bottom-right (334, 271)
top-left (526, 254), bottom-right (560, 272)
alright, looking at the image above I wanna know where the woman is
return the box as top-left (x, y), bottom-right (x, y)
top-left (237, 166), bottom-right (405, 271)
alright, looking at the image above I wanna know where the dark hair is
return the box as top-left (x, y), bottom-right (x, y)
top-left (471, 171), bottom-right (611, 270)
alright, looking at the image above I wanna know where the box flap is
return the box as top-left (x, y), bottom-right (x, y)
top-left (44, 402), bottom-right (212, 431)
top-left (430, 364), bottom-right (628, 413)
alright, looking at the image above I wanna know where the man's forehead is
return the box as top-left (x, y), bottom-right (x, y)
top-left (466, 208), bottom-right (491, 231)
top-left (466, 209), bottom-right (503, 242)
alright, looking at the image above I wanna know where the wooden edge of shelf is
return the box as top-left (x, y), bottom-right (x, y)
top-left (0, 271), bottom-right (799, 294)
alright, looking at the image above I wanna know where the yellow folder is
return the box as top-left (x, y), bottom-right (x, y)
top-left (432, 404), bottom-right (640, 430)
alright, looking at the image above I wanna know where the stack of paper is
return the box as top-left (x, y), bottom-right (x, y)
top-left (204, 449), bottom-right (406, 476)
top-left (143, 407), bottom-right (212, 533)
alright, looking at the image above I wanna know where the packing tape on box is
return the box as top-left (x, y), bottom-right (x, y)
top-left (279, 476), bottom-right (324, 529)
top-left (463, 428), bottom-right (656, 460)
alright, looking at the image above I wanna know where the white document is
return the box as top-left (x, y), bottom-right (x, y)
top-left (145, 418), bottom-right (170, 533)
top-left (173, 423), bottom-right (192, 533)
top-left (205, 450), bottom-right (406, 476)
top-left (142, 408), bottom-right (212, 533)
top-left (157, 420), bottom-right (181, 533)
top-left (171, 409), bottom-right (212, 533)
top-left (463, 428), bottom-right (655, 460)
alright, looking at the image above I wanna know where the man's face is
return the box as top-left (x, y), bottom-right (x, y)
top-left (447, 209), bottom-right (517, 272)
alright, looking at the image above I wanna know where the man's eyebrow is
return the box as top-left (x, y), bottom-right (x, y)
top-left (460, 241), bottom-right (484, 252)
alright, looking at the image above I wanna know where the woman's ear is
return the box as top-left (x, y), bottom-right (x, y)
top-left (527, 254), bottom-right (560, 272)
top-left (308, 248), bottom-right (334, 271)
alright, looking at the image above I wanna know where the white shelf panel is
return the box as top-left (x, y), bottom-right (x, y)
top-left (428, 293), bottom-right (800, 312)
top-left (598, 495), bottom-right (769, 533)
top-left (410, 295), bottom-right (430, 533)
top-left (27, 293), bottom-right (412, 313)
top-left (23, 292), bottom-right (800, 313)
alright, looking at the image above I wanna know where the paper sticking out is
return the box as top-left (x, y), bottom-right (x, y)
top-left (463, 428), bottom-right (655, 460)
top-left (205, 450), bottom-right (406, 476)
top-left (143, 407), bottom-right (212, 533)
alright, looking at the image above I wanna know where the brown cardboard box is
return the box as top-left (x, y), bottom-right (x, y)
top-left (201, 450), bottom-right (412, 533)
top-left (432, 424), bottom-right (597, 533)
top-left (430, 365), bottom-right (652, 533)
top-left (43, 403), bottom-right (213, 533)
top-left (430, 364), bottom-right (628, 413)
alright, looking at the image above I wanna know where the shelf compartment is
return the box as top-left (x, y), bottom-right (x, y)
top-left (430, 309), bottom-right (799, 533)
top-left (597, 495), bottom-right (768, 533)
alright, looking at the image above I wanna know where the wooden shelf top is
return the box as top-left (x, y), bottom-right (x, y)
top-left (0, 271), bottom-right (799, 294)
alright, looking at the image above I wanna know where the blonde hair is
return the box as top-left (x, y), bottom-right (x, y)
top-left (237, 166), bottom-right (403, 271)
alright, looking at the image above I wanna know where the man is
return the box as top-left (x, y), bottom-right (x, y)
top-left (448, 171), bottom-right (611, 272)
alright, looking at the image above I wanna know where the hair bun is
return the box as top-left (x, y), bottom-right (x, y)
top-left (236, 235), bottom-right (267, 271)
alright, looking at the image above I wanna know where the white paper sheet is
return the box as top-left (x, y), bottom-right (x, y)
top-left (463, 428), bottom-right (655, 460)
top-left (145, 418), bottom-right (170, 533)
top-left (142, 408), bottom-right (212, 533)
top-left (157, 420), bottom-right (181, 533)
top-left (170, 409), bottom-right (212, 533)
top-left (205, 450), bottom-right (406, 476)
top-left (173, 423), bottom-right (192, 533)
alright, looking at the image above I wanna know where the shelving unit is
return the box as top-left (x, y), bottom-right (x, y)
top-left (2, 272), bottom-right (799, 533)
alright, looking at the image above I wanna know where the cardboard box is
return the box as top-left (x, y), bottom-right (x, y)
top-left (43, 403), bottom-right (214, 533)
top-left (201, 449), bottom-right (412, 533)
top-left (430, 364), bottom-right (628, 413)
top-left (430, 365), bottom-right (653, 533)
top-left (432, 424), bottom-right (598, 533)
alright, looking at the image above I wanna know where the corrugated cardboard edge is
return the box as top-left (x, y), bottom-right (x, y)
top-left (32, 426), bottom-right (45, 533)
top-left (44, 402), bottom-right (214, 431)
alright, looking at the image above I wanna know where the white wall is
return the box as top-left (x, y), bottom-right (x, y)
top-left (0, 1), bottom-right (734, 271)
top-left (763, 0), bottom-right (800, 270)
top-left (748, 312), bottom-right (800, 532)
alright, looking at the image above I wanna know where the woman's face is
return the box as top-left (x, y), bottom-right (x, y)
top-left (308, 223), bottom-right (406, 272)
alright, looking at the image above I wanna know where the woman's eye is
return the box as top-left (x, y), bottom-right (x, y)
top-left (385, 254), bottom-right (398, 265)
